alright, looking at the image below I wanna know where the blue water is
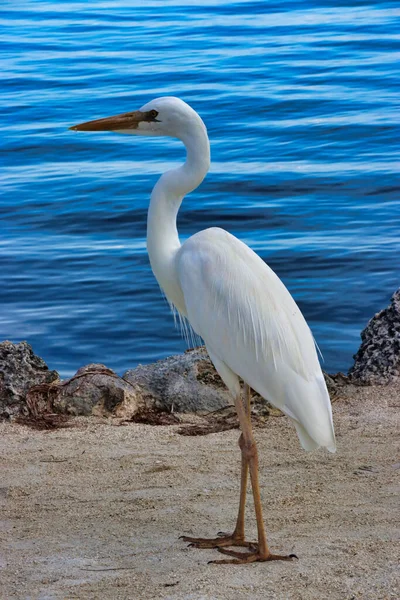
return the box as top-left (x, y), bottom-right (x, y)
top-left (2, 1), bottom-right (399, 377)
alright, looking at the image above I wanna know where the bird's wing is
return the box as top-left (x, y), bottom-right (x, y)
top-left (177, 227), bottom-right (335, 451)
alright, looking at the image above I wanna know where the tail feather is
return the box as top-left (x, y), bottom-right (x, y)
top-left (293, 421), bottom-right (320, 451)
top-left (283, 372), bottom-right (336, 453)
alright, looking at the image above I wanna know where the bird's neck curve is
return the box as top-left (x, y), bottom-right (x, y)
top-left (147, 119), bottom-right (210, 312)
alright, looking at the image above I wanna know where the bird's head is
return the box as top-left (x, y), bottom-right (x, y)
top-left (70, 96), bottom-right (205, 141)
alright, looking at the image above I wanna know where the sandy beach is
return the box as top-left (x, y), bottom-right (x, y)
top-left (1, 382), bottom-right (399, 600)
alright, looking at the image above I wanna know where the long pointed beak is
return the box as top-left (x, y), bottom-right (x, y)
top-left (70, 109), bottom-right (154, 132)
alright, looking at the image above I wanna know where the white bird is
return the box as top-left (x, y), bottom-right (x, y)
top-left (71, 97), bottom-right (336, 565)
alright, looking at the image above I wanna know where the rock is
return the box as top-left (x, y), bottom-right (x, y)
top-left (54, 363), bottom-right (143, 418)
top-left (0, 341), bottom-right (59, 419)
top-left (349, 289), bottom-right (400, 385)
top-left (2, 339), bottom-right (352, 422)
top-left (19, 350), bottom-right (233, 419)
top-left (323, 371), bottom-right (349, 399)
top-left (123, 347), bottom-right (232, 413)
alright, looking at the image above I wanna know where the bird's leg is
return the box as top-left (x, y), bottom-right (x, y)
top-left (210, 389), bottom-right (297, 565)
top-left (219, 383), bottom-right (251, 541)
top-left (180, 384), bottom-right (256, 550)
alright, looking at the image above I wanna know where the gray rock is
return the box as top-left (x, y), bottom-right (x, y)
top-left (54, 363), bottom-right (143, 418)
top-left (0, 341), bottom-right (59, 419)
top-left (123, 347), bottom-right (232, 413)
top-left (349, 289), bottom-right (400, 385)
top-left (2, 334), bottom-right (364, 421)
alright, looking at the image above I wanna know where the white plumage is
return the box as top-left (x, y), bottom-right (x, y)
top-left (178, 226), bottom-right (335, 452)
top-left (71, 96), bottom-right (336, 564)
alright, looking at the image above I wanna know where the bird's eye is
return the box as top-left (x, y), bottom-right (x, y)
top-left (149, 110), bottom-right (158, 119)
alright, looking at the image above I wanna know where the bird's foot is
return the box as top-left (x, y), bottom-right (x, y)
top-left (209, 547), bottom-right (298, 564)
top-left (180, 531), bottom-right (257, 550)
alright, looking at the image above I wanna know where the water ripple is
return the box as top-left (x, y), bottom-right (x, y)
top-left (1, 0), bottom-right (399, 376)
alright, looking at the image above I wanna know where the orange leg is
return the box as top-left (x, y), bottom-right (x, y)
top-left (181, 384), bottom-right (256, 550)
top-left (210, 386), bottom-right (297, 564)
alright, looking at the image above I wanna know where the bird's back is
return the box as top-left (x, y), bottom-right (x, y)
top-left (177, 227), bottom-right (336, 452)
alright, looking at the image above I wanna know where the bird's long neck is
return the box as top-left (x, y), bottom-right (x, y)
top-left (147, 121), bottom-right (210, 311)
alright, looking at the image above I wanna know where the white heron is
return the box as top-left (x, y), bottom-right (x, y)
top-left (71, 97), bottom-right (336, 565)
